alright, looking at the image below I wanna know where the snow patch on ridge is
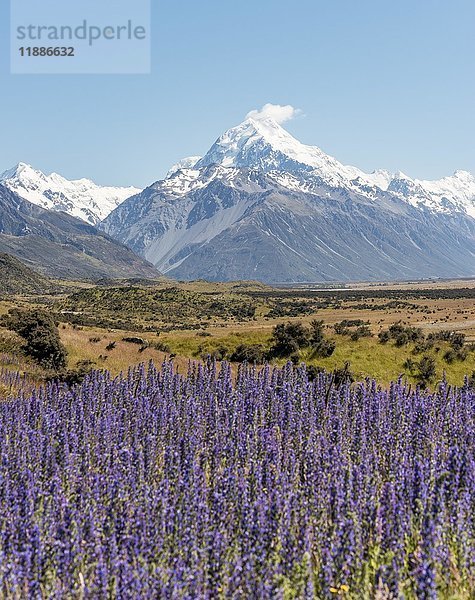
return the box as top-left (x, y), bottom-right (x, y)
top-left (166, 156), bottom-right (202, 179)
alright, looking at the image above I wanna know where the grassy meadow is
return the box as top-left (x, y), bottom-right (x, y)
top-left (1, 278), bottom-right (474, 394)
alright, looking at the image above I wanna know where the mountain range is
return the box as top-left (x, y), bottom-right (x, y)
top-left (2, 117), bottom-right (475, 283)
top-left (101, 117), bottom-right (475, 283)
top-left (0, 163), bottom-right (139, 225)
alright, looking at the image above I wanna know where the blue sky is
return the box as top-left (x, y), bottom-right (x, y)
top-left (0, 0), bottom-right (474, 187)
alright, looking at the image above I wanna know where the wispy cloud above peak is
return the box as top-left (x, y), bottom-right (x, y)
top-left (245, 103), bottom-right (302, 125)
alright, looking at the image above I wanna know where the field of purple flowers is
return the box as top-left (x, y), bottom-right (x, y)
top-left (0, 360), bottom-right (474, 598)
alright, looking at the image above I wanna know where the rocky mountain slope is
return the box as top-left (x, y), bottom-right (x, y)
top-left (0, 184), bottom-right (159, 281)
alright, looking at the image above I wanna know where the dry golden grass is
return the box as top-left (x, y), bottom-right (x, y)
top-left (59, 324), bottom-right (192, 376)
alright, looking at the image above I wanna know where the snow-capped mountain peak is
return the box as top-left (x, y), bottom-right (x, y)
top-left (166, 156), bottom-right (202, 179)
top-left (171, 116), bottom-right (474, 218)
top-left (99, 111), bottom-right (475, 283)
top-left (197, 116), bottom-right (338, 172)
top-left (195, 117), bottom-right (398, 193)
top-left (0, 163), bottom-right (141, 224)
top-left (1, 162), bottom-right (43, 182)
top-left (415, 170), bottom-right (475, 217)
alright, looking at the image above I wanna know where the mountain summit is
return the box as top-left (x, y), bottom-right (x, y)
top-left (196, 117), bottom-right (389, 188)
top-left (102, 116), bottom-right (475, 283)
top-left (197, 117), bottom-right (328, 169)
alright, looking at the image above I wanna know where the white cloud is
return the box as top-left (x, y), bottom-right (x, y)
top-left (245, 103), bottom-right (302, 125)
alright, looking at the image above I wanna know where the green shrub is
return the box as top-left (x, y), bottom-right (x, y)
top-left (417, 355), bottom-right (436, 384)
top-left (444, 347), bottom-right (468, 363)
top-left (356, 325), bottom-right (372, 337)
top-left (444, 349), bottom-right (456, 364)
top-left (60, 360), bottom-right (96, 386)
top-left (230, 344), bottom-right (266, 364)
top-left (312, 339), bottom-right (336, 358)
top-left (211, 346), bottom-right (228, 361)
top-left (309, 320), bottom-right (325, 346)
top-left (269, 322), bottom-right (309, 358)
top-left (306, 365), bottom-right (325, 381)
top-left (2, 309), bottom-right (67, 371)
top-left (395, 332), bottom-right (409, 347)
top-left (153, 341), bottom-right (171, 353)
top-left (333, 362), bottom-right (354, 387)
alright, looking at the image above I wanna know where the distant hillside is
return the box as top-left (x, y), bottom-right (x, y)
top-left (0, 184), bottom-right (160, 280)
top-left (0, 253), bottom-right (57, 295)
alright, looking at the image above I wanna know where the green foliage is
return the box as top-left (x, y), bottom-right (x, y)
top-left (350, 325), bottom-right (372, 342)
top-left (334, 319), bottom-right (370, 336)
top-left (312, 338), bottom-right (336, 358)
top-left (386, 323), bottom-right (424, 346)
top-left (428, 330), bottom-right (466, 349)
top-left (412, 338), bottom-right (435, 354)
top-left (443, 348), bottom-right (468, 364)
top-left (308, 320), bottom-right (336, 357)
top-left (122, 336), bottom-right (146, 345)
top-left (59, 359), bottom-right (96, 386)
top-left (230, 344), bottom-right (267, 364)
top-left (357, 325), bottom-right (372, 338)
top-left (306, 364), bottom-right (325, 381)
top-left (269, 322), bottom-right (310, 358)
top-left (2, 309), bottom-right (67, 371)
top-left (152, 341), bottom-right (171, 353)
top-left (309, 320), bottom-right (324, 345)
top-left (417, 355), bottom-right (437, 384)
top-left (269, 320), bottom-right (337, 360)
top-left (205, 345), bottom-right (228, 361)
top-left (333, 362), bottom-right (355, 387)
top-left (58, 286), bottom-right (258, 331)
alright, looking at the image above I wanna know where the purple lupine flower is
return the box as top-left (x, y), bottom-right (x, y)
top-left (0, 361), bottom-right (473, 596)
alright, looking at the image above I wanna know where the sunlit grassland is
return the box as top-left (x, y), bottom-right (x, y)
top-left (55, 322), bottom-right (475, 387)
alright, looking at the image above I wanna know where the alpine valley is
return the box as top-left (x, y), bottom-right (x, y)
top-left (100, 117), bottom-right (475, 283)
